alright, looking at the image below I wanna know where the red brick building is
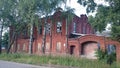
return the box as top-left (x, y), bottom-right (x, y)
top-left (10, 10), bottom-right (120, 61)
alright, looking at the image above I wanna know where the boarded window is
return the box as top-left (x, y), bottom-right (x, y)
top-left (12, 44), bottom-right (14, 50)
top-left (23, 43), bottom-right (26, 51)
top-left (17, 44), bottom-right (20, 51)
top-left (56, 42), bottom-right (61, 52)
top-left (46, 42), bottom-right (50, 50)
top-left (38, 43), bottom-right (41, 52)
top-left (57, 22), bottom-right (62, 33)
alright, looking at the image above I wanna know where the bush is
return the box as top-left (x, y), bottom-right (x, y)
top-left (96, 49), bottom-right (107, 60)
top-left (96, 49), bottom-right (116, 65)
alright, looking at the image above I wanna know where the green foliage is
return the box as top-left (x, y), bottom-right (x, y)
top-left (77, 0), bottom-right (97, 13)
top-left (0, 0), bottom-right (68, 54)
top-left (88, 15), bottom-right (106, 32)
top-left (78, 0), bottom-right (120, 41)
top-left (96, 49), bottom-right (107, 60)
top-left (1, 32), bottom-right (9, 49)
top-left (96, 49), bottom-right (116, 65)
top-left (106, 52), bottom-right (116, 65)
top-left (0, 53), bottom-right (119, 68)
top-left (111, 25), bottom-right (120, 42)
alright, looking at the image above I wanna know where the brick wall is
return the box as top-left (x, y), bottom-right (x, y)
top-left (10, 10), bottom-right (120, 61)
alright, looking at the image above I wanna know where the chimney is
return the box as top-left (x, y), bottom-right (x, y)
top-left (80, 14), bottom-right (88, 20)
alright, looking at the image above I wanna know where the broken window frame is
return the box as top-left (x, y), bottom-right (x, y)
top-left (46, 23), bottom-right (51, 34)
top-left (56, 22), bottom-right (62, 33)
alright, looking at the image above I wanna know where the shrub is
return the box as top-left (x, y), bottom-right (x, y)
top-left (96, 49), bottom-right (107, 60)
top-left (96, 49), bottom-right (116, 65)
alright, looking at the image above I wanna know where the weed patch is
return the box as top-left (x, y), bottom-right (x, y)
top-left (0, 53), bottom-right (119, 68)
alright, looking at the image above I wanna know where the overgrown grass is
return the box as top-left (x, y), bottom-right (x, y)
top-left (0, 53), bottom-right (119, 68)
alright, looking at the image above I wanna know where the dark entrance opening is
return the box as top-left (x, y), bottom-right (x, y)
top-left (107, 45), bottom-right (116, 55)
top-left (70, 45), bottom-right (75, 55)
top-left (106, 45), bottom-right (116, 65)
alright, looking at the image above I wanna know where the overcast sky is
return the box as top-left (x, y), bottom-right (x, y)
top-left (65, 0), bottom-right (110, 30)
top-left (66, 0), bottom-right (86, 16)
top-left (66, 0), bottom-right (109, 17)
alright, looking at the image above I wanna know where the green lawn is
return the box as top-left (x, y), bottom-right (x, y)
top-left (0, 53), bottom-right (119, 68)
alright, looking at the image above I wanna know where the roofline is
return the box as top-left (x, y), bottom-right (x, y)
top-left (71, 33), bottom-right (87, 36)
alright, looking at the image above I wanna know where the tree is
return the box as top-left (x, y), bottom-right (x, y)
top-left (88, 5), bottom-right (109, 32)
top-left (0, 0), bottom-right (17, 53)
top-left (17, 0), bottom-right (41, 54)
top-left (0, 0), bottom-right (32, 53)
top-left (17, 0), bottom-right (67, 54)
top-left (78, 0), bottom-right (120, 41)
top-left (0, 0), bottom-right (72, 54)
top-left (77, 0), bottom-right (97, 13)
top-left (39, 0), bottom-right (67, 54)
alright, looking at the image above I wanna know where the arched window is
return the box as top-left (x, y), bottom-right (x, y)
top-left (82, 24), bottom-right (86, 34)
top-left (73, 22), bottom-right (76, 33)
top-left (107, 45), bottom-right (116, 55)
top-left (46, 23), bottom-right (51, 34)
top-left (57, 22), bottom-right (62, 33)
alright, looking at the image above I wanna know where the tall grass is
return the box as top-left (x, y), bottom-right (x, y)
top-left (0, 53), bottom-right (119, 68)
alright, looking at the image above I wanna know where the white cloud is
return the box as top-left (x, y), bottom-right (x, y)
top-left (94, 0), bottom-right (109, 5)
top-left (65, 0), bottom-right (109, 16)
top-left (106, 23), bottom-right (111, 31)
top-left (66, 0), bottom-right (87, 16)
top-left (65, 0), bottom-right (97, 16)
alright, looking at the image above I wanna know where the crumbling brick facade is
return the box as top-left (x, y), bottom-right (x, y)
top-left (10, 10), bottom-right (120, 61)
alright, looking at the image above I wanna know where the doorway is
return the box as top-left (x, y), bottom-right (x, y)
top-left (70, 45), bottom-right (75, 55)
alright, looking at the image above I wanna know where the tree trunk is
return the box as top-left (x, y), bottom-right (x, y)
top-left (29, 23), bottom-right (34, 54)
top-left (0, 23), bottom-right (3, 54)
top-left (14, 34), bottom-right (18, 53)
top-left (7, 31), bottom-right (16, 54)
top-left (66, 19), bottom-right (69, 54)
top-left (42, 18), bottom-right (47, 54)
top-left (50, 22), bottom-right (52, 55)
top-left (7, 23), bottom-right (29, 54)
